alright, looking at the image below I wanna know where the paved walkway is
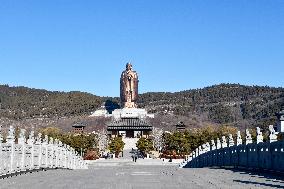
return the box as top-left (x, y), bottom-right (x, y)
top-left (1, 159), bottom-right (284, 189)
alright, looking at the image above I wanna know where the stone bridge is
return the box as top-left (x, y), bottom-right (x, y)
top-left (180, 125), bottom-right (284, 173)
top-left (1, 158), bottom-right (284, 189)
top-left (1, 125), bottom-right (284, 188)
top-left (0, 126), bottom-right (86, 179)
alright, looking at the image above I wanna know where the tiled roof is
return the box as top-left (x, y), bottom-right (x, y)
top-left (107, 118), bottom-right (152, 130)
top-left (72, 122), bottom-right (86, 128)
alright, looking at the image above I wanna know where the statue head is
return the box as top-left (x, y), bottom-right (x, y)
top-left (126, 63), bottom-right (132, 71)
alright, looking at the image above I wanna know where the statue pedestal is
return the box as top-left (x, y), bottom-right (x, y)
top-left (112, 108), bottom-right (154, 120)
top-left (123, 102), bottom-right (137, 108)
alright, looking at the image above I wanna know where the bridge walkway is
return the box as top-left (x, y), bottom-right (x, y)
top-left (1, 158), bottom-right (284, 189)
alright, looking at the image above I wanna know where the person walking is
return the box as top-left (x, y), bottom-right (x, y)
top-left (131, 155), bottom-right (134, 162)
top-left (134, 156), bottom-right (137, 162)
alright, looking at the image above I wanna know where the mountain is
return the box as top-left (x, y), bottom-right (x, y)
top-left (138, 84), bottom-right (284, 129)
top-left (0, 84), bottom-right (283, 130)
top-left (0, 85), bottom-right (102, 119)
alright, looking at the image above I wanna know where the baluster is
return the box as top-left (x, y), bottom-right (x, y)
top-left (216, 138), bottom-right (221, 149)
top-left (245, 129), bottom-right (252, 145)
top-left (42, 135), bottom-right (48, 168)
top-left (18, 129), bottom-right (26, 172)
top-left (269, 125), bottom-right (278, 143)
top-left (256, 127), bottom-right (263, 144)
top-left (237, 131), bottom-right (242, 146)
top-left (7, 125), bottom-right (15, 174)
top-left (58, 140), bottom-right (63, 168)
top-left (205, 142), bottom-right (210, 152)
top-left (49, 137), bottom-right (54, 168)
top-left (211, 140), bottom-right (216, 150)
top-left (228, 134), bottom-right (235, 147)
top-left (221, 136), bottom-right (227, 148)
top-left (34, 133), bottom-right (42, 169)
top-left (27, 129), bottom-right (35, 170)
top-left (54, 139), bottom-right (59, 168)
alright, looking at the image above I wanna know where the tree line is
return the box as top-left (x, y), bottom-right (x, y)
top-left (0, 84), bottom-right (283, 129)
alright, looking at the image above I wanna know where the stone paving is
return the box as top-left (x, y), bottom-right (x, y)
top-left (1, 158), bottom-right (284, 189)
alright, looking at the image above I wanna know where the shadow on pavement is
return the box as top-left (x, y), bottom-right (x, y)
top-left (209, 167), bottom-right (284, 189)
top-left (233, 179), bottom-right (284, 189)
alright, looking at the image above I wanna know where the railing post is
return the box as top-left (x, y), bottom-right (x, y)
top-left (57, 140), bottom-right (62, 168)
top-left (66, 145), bottom-right (70, 169)
top-left (35, 133), bottom-right (42, 169)
top-left (27, 129), bottom-right (35, 170)
top-left (6, 125), bottom-right (15, 174)
top-left (236, 131), bottom-right (242, 168)
top-left (269, 125), bottom-right (278, 170)
top-left (269, 125), bottom-right (277, 143)
top-left (54, 139), bottom-right (59, 168)
top-left (256, 127), bottom-right (263, 144)
top-left (18, 129), bottom-right (26, 172)
top-left (42, 135), bottom-right (48, 169)
top-left (245, 129), bottom-right (252, 145)
top-left (228, 134), bottom-right (234, 147)
top-left (221, 136), bottom-right (228, 148)
top-left (48, 137), bottom-right (54, 168)
top-left (216, 138), bottom-right (221, 149)
top-left (0, 125), bottom-right (3, 176)
top-left (237, 131), bottom-right (242, 146)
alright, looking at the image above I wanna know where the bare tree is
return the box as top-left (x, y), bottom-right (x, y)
top-left (151, 127), bottom-right (164, 152)
top-left (96, 129), bottom-right (109, 157)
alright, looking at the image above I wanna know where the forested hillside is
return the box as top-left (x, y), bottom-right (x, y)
top-left (138, 84), bottom-right (284, 128)
top-left (0, 85), bottom-right (102, 119)
top-left (0, 84), bottom-right (283, 129)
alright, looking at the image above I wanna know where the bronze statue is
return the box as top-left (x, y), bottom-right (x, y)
top-left (120, 63), bottom-right (139, 108)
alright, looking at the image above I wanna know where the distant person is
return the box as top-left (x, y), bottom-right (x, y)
top-left (131, 155), bottom-right (134, 162)
top-left (135, 156), bottom-right (137, 162)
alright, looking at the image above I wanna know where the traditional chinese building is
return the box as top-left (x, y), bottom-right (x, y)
top-left (175, 121), bottom-right (186, 132)
top-left (72, 122), bottom-right (86, 134)
top-left (107, 63), bottom-right (153, 138)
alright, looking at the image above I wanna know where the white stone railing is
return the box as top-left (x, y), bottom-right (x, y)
top-left (0, 126), bottom-right (87, 178)
top-left (180, 125), bottom-right (284, 172)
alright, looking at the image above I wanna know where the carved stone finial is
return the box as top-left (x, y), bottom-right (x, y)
top-left (256, 127), bottom-right (263, 144)
top-left (27, 129), bottom-right (35, 145)
top-left (269, 125), bottom-right (278, 143)
top-left (42, 135), bottom-right (48, 144)
top-left (211, 140), bottom-right (216, 150)
top-left (192, 151), bottom-right (196, 157)
top-left (54, 138), bottom-right (59, 145)
top-left (7, 125), bottom-right (15, 144)
top-left (221, 136), bottom-right (228, 148)
top-left (228, 134), bottom-right (235, 147)
top-left (195, 147), bottom-right (199, 156)
top-left (216, 138), bottom-right (221, 149)
top-left (35, 133), bottom-right (42, 144)
top-left (205, 142), bottom-right (210, 152)
top-left (49, 137), bottom-right (54, 145)
top-left (18, 129), bottom-right (26, 144)
top-left (237, 131), bottom-right (242, 146)
top-left (198, 145), bottom-right (203, 154)
top-left (245, 129), bottom-right (252, 145)
top-left (277, 108), bottom-right (284, 133)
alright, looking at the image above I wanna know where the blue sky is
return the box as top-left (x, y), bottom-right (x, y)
top-left (0, 0), bottom-right (283, 97)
